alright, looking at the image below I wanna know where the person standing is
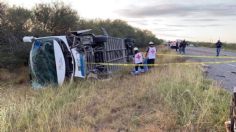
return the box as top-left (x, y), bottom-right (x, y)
top-left (182, 40), bottom-right (187, 54)
top-left (216, 40), bottom-right (223, 56)
top-left (176, 41), bottom-right (179, 52)
top-left (133, 47), bottom-right (144, 74)
top-left (145, 41), bottom-right (157, 68)
top-left (179, 41), bottom-right (183, 54)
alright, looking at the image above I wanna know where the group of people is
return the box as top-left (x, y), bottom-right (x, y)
top-left (132, 41), bottom-right (157, 75)
top-left (175, 40), bottom-right (188, 54)
top-left (176, 39), bottom-right (223, 56)
top-left (168, 40), bottom-right (188, 54)
top-left (131, 39), bottom-right (223, 75)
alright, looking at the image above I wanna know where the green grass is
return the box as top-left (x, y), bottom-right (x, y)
top-left (0, 51), bottom-right (231, 131)
top-left (156, 64), bottom-right (230, 131)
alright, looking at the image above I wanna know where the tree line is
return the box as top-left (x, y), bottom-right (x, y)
top-left (0, 2), bottom-right (163, 69)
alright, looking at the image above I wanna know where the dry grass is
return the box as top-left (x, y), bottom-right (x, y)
top-left (0, 67), bottom-right (29, 87)
top-left (0, 51), bottom-right (231, 132)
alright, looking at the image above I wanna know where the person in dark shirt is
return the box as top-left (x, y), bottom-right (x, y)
top-left (181, 40), bottom-right (187, 54)
top-left (176, 41), bottom-right (179, 52)
top-left (215, 40), bottom-right (223, 56)
top-left (179, 41), bottom-right (183, 54)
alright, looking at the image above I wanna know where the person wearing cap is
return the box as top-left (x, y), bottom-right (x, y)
top-left (133, 47), bottom-right (144, 74)
top-left (145, 41), bottom-right (157, 68)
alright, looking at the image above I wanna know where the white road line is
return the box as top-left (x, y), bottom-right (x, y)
top-left (227, 64), bottom-right (236, 68)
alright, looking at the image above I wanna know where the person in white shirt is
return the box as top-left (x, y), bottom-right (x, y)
top-left (133, 47), bottom-right (144, 74)
top-left (145, 41), bottom-right (157, 68)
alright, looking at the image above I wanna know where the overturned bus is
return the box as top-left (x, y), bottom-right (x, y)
top-left (23, 29), bottom-right (134, 88)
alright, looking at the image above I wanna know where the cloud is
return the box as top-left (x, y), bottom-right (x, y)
top-left (183, 18), bottom-right (218, 22)
top-left (156, 33), bottom-right (194, 39)
top-left (126, 18), bottom-right (163, 26)
top-left (155, 27), bottom-right (182, 32)
top-left (165, 24), bottom-right (223, 27)
top-left (128, 20), bottom-right (150, 26)
top-left (116, 3), bottom-right (236, 18)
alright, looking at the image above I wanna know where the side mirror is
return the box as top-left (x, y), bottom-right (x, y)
top-left (23, 36), bottom-right (35, 43)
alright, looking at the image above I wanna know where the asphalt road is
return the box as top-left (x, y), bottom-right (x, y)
top-left (184, 46), bottom-right (236, 91)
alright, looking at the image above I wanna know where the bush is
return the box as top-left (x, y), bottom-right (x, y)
top-left (0, 1), bottom-right (162, 70)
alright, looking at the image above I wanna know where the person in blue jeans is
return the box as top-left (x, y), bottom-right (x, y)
top-left (133, 47), bottom-right (144, 74)
top-left (215, 40), bottom-right (222, 56)
top-left (179, 40), bottom-right (187, 54)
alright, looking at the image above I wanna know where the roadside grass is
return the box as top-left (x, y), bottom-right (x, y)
top-left (0, 50), bottom-right (231, 131)
top-left (157, 64), bottom-right (230, 131)
top-left (0, 67), bottom-right (29, 86)
top-left (225, 44), bottom-right (236, 51)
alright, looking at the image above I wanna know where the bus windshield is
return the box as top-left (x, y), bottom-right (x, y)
top-left (30, 39), bottom-right (58, 88)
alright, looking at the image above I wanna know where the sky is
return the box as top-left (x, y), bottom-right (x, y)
top-left (5, 0), bottom-right (236, 43)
